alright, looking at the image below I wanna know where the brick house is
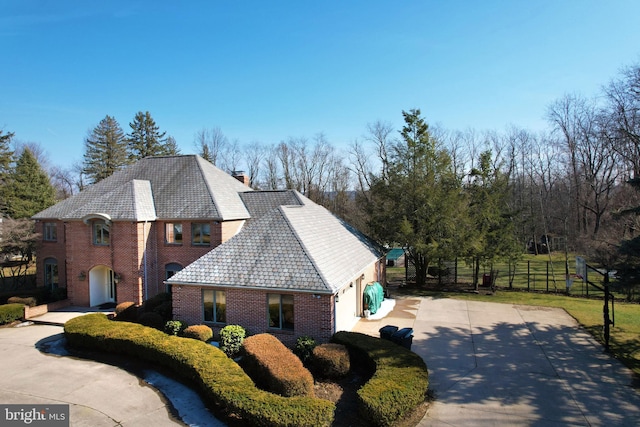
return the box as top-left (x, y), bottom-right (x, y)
top-left (33, 155), bottom-right (386, 343)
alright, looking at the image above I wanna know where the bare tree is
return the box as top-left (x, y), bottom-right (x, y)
top-left (244, 141), bottom-right (265, 189)
top-left (193, 127), bottom-right (228, 166)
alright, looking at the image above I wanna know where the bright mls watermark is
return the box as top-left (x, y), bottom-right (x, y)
top-left (0, 405), bottom-right (69, 426)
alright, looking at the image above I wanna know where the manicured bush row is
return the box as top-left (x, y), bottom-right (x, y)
top-left (242, 333), bottom-right (314, 397)
top-left (114, 301), bottom-right (138, 321)
top-left (311, 343), bottom-right (350, 380)
top-left (0, 303), bottom-right (24, 324)
top-left (332, 331), bottom-right (429, 427)
top-left (64, 314), bottom-right (334, 427)
top-left (182, 324), bottom-right (213, 342)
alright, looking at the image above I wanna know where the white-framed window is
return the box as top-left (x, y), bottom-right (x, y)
top-left (191, 222), bottom-right (211, 246)
top-left (267, 294), bottom-right (294, 330)
top-left (203, 289), bottom-right (226, 323)
top-left (93, 221), bottom-right (110, 245)
top-left (43, 222), bottom-right (57, 242)
top-left (165, 223), bottom-right (183, 244)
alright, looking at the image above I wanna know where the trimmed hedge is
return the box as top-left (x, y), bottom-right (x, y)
top-left (242, 334), bottom-right (314, 397)
top-left (114, 301), bottom-right (138, 322)
top-left (0, 303), bottom-right (24, 324)
top-left (7, 296), bottom-right (37, 307)
top-left (64, 314), bottom-right (334, 427)
top-left (311, 343), bottom-right (350, 380)
top-left (183, 324), bottom-right (213, 342)
top-left (332, 331), bottom-right (429, 427)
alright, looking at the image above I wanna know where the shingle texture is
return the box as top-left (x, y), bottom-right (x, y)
top-left (33, 155), bottom-right (252, 221)
top-left (168, 190), bottom-right (384, 293)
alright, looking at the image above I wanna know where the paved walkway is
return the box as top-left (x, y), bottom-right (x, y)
top-left (353, 296), bottom-right (640, 426)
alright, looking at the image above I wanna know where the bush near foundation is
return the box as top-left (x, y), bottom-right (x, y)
top-left (138, 312), bottom-right (164, 330)
top-left (219, 324), bottom-right (246, 357)
top-left (242, 333), bottom-right (314, 397)
top-left (183, 325), bottom-right (213, 342)
top-left (64, 314), bottom-right (334, 427)
top-left (114, 301), bottom-right (138, 322)
top-left (311, 343), bottom-right (350, 380)
top-left (0, 303), bottom-right (24, 324)
top-left (7, 296), bottom-right (36, 307)
top-left (332, 331), bottom-right (429, 427)
top-left (164, 320), bottom-right (188, 336)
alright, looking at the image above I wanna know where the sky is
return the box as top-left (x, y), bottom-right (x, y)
top-left (2, 1), bottom-right (640, 171)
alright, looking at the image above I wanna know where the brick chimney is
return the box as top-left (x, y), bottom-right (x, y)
top-left (232, 170), bottom-right (250, 186)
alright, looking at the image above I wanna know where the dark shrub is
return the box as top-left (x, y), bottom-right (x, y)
top-left (141, 292), bottom-right (171, 312)
top-left (114, 301), bottom-right (138, 322)
top-left (242, 333), bottom-right (314, 397)
top-left (294, 335), bottom-right (317, 366)
top-left (0, 303), bottom-right (24, 324)
top-left (138, 312), bottom-right (164, 330)
top-left (219, 324), bottom-right (246, 357)
top-left (64, 314), bottom-right (334, 426)
top-left (7, 296), bottom-right (37, 307)
top-left (332, 331), bottom-right (429, 427)
top-left (50, 287), bottom-right (67, 302)
top-left (183, 325), bottom-right (213, 342)
top-left (311, 343), bottom-right (350, 380)
top-left (164, 320), bottom-right (188, 336)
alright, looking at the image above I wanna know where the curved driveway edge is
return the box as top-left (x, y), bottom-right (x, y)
top-left (0, 323), bottom-right (183, 427)
top-left (354, 296), bottom-right (640, 426)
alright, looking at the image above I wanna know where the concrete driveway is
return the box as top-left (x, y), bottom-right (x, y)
top-left (0, 317), bottom-right (185, 426)
top-left (354, 296), bottom-right (640, 426)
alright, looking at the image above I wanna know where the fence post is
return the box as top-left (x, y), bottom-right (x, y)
top-left (527, 261), bottom-right (530, 291)
top-left (546, 261), bottom-right (549, 292)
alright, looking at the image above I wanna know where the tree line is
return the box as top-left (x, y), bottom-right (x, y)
top-left (3, 61), bottom-right (640, 296)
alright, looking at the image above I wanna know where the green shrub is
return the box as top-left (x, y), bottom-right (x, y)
top-left (183, 325), bottom-right (213, 342)
top-left (332, 331), bottom-right (429, 427)
top-left (0, 303), bottom-right (24, 324)
top-left (164, 320), bottom-right (188, 336)
top-left (141, 292), bottom-right (172, 322)
top-left (7, 296), bottom-right (37, 307)
top-left (138, 312), bottom-right (164, 330)
top-left (311, 343), bottom-right (350, 380)
top-left (242, 333), bottom-right (314, 398)
top-left (50, 287), bottom-right (67, 302)
top-left (114, 301), bottom-right (138, 322)
top-left (293, 335), bottom-right (317, 366)
top-left (219, 324), bottom-right (246, 357)
top-left (64, 314), bottom-right (334, 426)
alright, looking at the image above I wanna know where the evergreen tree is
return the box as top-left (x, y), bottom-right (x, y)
top-left (368, 109), bottom-right (467, 287)
top-left (0, 130), bottom-right (15, 216)
top-left (126, 111), bottom-right (169, 161)
top-left (4, 148), bottom-right (56, 219)
top-left (466, 150), bottom-right (520, 288)
top-left (82, 115), bottom-right (128, 184)
top-left (164, 135), bottom-right (181, 155)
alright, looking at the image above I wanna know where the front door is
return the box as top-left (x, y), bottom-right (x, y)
top-left (89, 266), bottom-right (116, 307)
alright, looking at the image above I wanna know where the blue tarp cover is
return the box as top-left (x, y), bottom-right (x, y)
top-left (363, 281), bottom-right (384, 314)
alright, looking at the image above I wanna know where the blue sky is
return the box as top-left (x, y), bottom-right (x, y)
top-left (2, 1), bottom-right (640, 170)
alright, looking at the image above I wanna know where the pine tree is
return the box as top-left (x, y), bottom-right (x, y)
top-left (164, 136), bottom-right (181, 155)
top-left (126, 111), bottom-right (169, 161)
top-left (82, 115), bottom-right (128, 184)
top-left (4, 148), bottom-right (57, 219)
top-left (368, 109), bottom-right (467, 287)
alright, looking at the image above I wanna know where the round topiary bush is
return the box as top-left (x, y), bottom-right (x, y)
top-left (164, 319), bottom-right (188, 336)
top-left (183, 324), bottom-right (213, 342)
top-left (114, 301), bottom-right (138, 322)
top-left (311, 343), bottom-right (350, 380)
top-left (219, 324), bottom-right (246, 357)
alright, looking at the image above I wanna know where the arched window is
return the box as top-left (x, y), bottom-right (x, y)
top-left (165, 263), bottom-right (182, 294)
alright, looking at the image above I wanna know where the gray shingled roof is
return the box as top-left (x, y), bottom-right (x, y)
top-left (239, 190), bottom-right (303, 219)
top-left (33, 155), bottom-right (252, 221)
top-left (167, 190), bottom-right (384, 294)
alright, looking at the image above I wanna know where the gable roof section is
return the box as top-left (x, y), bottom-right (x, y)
top-left (33, 155), bottom-right (252, 221)
top-left (167, 190), bottom-right (385, 294)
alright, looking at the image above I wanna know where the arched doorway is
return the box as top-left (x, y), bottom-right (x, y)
top-left (89, 266), bottom-right (116, 307)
